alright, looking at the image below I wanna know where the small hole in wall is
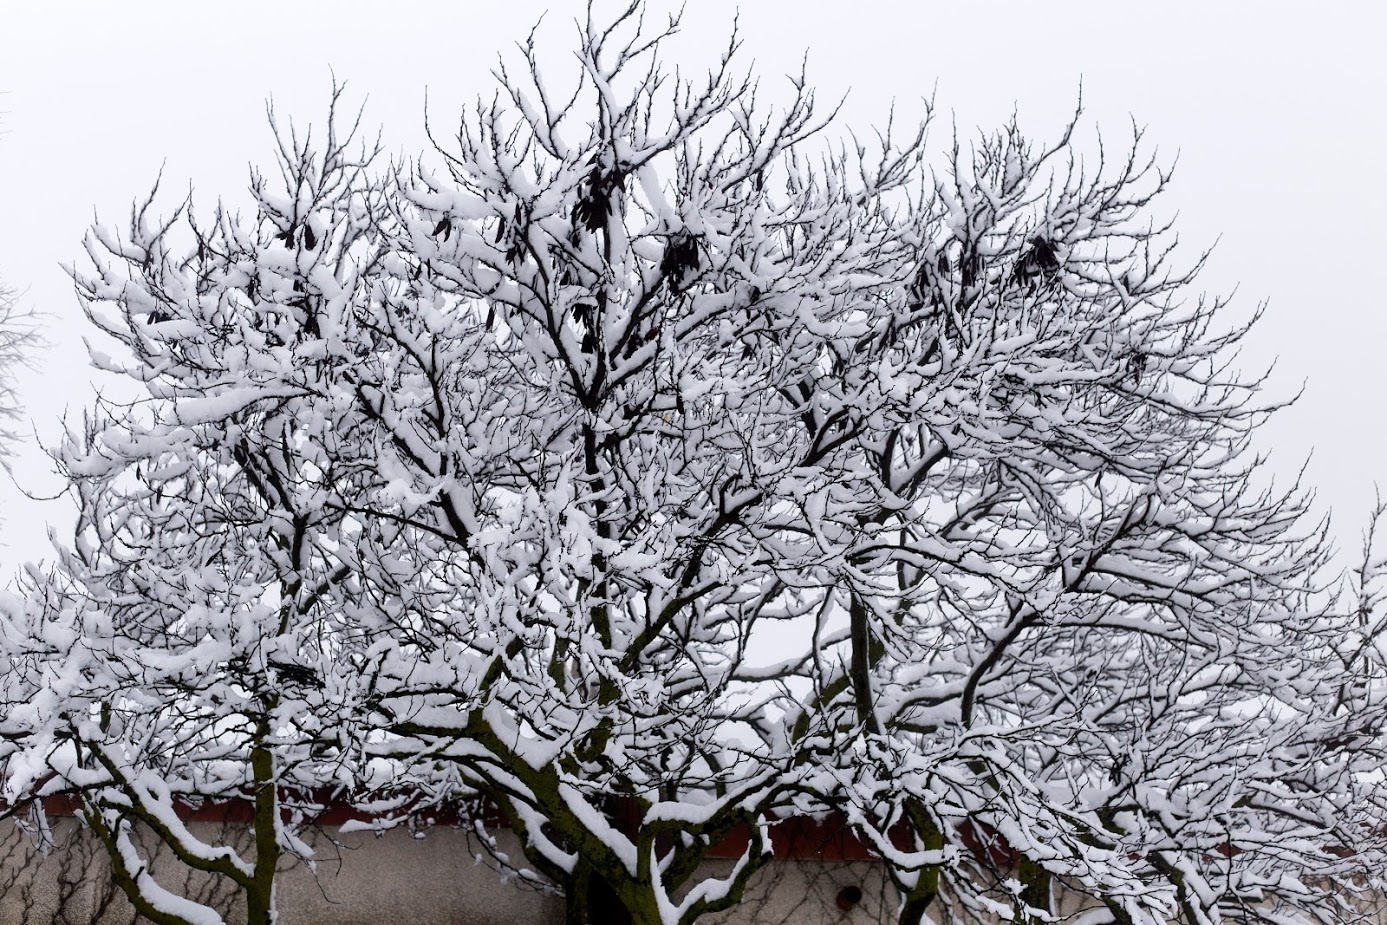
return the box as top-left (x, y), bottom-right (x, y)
top-left (836, 885), bottom-right (864, 911)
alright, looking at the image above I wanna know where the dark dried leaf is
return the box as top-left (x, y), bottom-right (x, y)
top-left (660, 230), bottom-right (700, 293)
top-left (1126, 351), bottom-right (1148, 384)
top-left (573, 157), bottom-right (626, 234)
top-left (1011, 236), bottom-right (1062, 289)
top-left (960, 249), bottom-right (983, 290)
top-left (572, 299), bottom-right (598, 352)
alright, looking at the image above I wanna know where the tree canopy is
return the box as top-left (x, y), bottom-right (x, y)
top-left (3, 6), bottom-right (1386, 925)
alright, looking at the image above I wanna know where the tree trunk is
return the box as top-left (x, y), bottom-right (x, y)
top-left (564, 865), bottom-right (591, 925)
top-left (247, 743), bottom-right (281, 925)
top-left (1016, 855), bottom-right (1051, 925)
top-left (589, 873), bottom-right (634, 925)
top-left (565, 867), bottom-right (643, 925)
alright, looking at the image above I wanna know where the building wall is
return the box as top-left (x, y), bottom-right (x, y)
top-left (7, 816), bottom-right (1384, 925)
top-left (0, 818), bottom-right (890, 925)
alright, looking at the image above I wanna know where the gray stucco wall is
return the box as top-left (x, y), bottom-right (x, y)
top-left (0, 818), bottom-right (888, 925)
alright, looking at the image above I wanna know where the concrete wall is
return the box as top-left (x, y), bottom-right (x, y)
top-left (0, 818), bottom-right (890, 925)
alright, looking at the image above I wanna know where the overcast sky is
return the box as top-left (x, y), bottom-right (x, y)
top-left (0, 1), bottom-right (1383, 571)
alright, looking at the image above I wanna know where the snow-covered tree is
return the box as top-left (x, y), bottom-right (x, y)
top-left (3, 5), bottom-right (1385, 925)
top-left (0, 272), bottom-right (37, 472)
top-left (0, 88), bottom-right (397, 925)
top-left (348, 7), bottom-right (1387, 925)
top-left (792, 116), bottom-right (1387, 925)
top-left (0, 122), bottom-right (42, 506)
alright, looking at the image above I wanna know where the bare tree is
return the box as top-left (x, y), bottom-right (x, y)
top-left (0, 272), bottom-right (38, 470)
top-left (0, 107), bottom-right (40, 468)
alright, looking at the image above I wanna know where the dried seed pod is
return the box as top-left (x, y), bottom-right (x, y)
top-left (1011, 235), bottom-right (1061, 288)
top-left (572, 300), bottom-right (597, 353)
top-left (660, 229), bottom-right (700, 294)
top-left (1126, 350), bottom-right (1148, 384)
top-left (504, 204), bottom-right (527, 264)
top-left (960, 247), bottom-right (984, 290)
top-left (572, 154), bottom-right (627, 233)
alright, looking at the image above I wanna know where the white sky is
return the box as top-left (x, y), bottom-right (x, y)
top-left (0, 1), bottom-right (1383, 572)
